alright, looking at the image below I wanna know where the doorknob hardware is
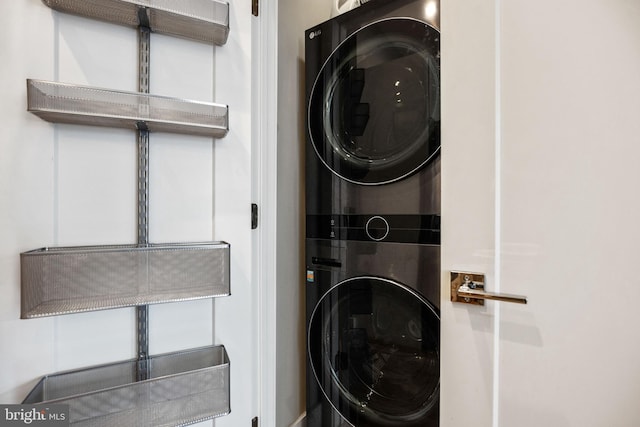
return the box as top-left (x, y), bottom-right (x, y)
top-left (450, 271), bottom-right (528, 305)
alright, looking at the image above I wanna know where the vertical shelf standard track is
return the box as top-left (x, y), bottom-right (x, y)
top-left (137, 25), bottom-right (151, 381)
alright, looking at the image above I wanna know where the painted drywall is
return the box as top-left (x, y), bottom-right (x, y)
top-left (0, 4), bottom-right (144, 404)
top-left (276, 0), bottom-right (333, 425)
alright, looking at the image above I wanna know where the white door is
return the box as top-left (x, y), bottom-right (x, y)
top-left (441, 1), bottom-right (640, 426)
top-left (0, 1), bottom-right (262, 426)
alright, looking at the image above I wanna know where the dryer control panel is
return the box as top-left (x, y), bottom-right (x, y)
top-left (306, 214), bottom-right (440, 244)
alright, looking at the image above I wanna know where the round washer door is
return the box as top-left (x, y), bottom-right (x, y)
top-left (308, 18), bottom-right (440, 185)
top-left (308, 277), bottom-right (439, 426)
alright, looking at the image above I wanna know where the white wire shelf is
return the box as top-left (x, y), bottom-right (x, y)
top-left (27, 79), bottom-right (229, 138)
top-left (42, 0), bottom-right (230, 45)
top-left (23, 345), bottom-right (230, 426)
top-left (21, 242), bottom-right (230, 319)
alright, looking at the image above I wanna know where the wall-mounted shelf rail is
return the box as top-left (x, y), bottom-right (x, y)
top-left (27, 79), bottom-right (229, 138)
top-left (42, 0), bottom-right (230, 45)
top-left (21, 242), bottom-right (230, 319)
top-left (23, 345), bottom-right (230, 426)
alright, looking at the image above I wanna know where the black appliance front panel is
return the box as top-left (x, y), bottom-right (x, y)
top-left (308, 17), bottom-right (440, 186)
top-left (308, 276), bottom-right (439, 426)
top-left (305, 238), bottom-right (440, 427)
top-left (305, 1), bottom-right (441, 425)
top-left (306, 214), bottom-right (440, 244)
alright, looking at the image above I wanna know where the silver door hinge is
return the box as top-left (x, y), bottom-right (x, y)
top-left (252, 0), bottom-right (258, 16)
top-left (251, 203), bottom-right (258, 229)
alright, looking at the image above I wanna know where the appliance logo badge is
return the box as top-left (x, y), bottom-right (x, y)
top-left (306, 270), bottom-right (315, 282)
top-left (308, 29), bottom-right (322, 40)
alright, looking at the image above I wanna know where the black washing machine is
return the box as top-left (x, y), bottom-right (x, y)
top-left (305, 237), bottom-right (440, 427)
top-left (304, 0), bottom-right (441, 426)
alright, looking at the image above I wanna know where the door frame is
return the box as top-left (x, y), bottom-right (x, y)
top-left (255, 0), bottom-right (280, 426)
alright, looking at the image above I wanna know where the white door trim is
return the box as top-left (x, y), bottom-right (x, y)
top-left (254, 0), bottom-right (279, 426)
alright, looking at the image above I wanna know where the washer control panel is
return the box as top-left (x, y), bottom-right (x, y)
top-left (365, 216), bottom-right (390, 241)
top-left (306, 214), bottom-right (440, 244)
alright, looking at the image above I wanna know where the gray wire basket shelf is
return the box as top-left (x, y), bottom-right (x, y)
top-left (23, 345), bottom-right (230, 426)
top-left (21, 242), bottom-right (230, 319)
top-left (27, 79), bottom-right (229, 138)
top-left (42, 0), bottom-right (230, 45)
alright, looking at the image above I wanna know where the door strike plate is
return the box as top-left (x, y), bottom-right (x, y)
top-left (450, 271), bottom-right (486, 306)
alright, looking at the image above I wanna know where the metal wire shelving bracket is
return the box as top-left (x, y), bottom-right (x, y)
top-left (22, 346), bottom-right (231, 426)
top-left (20, 2), bottom-right (232, 425)
top-left (42, 0), bottom-right (230, 45)
top-left (26, 79), bottom-right (229, 138)
top-left (20, 242), bottom-right (230, 319)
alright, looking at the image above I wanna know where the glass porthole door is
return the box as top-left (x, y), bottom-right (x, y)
top-left (308, 277), bottom-right (440, 426)
top-left (307, 18), bottom-right (440, 185)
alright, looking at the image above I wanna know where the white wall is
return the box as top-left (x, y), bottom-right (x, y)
top-left (0, 3), bottom-right (255, 426)
top-left (1, 1), bottom-right (58, 403)
top-left (276, 0), bottom-right (333, 425)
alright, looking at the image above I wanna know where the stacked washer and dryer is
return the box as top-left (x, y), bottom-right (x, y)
top-left (304, 0), bottom-right (441, 426)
